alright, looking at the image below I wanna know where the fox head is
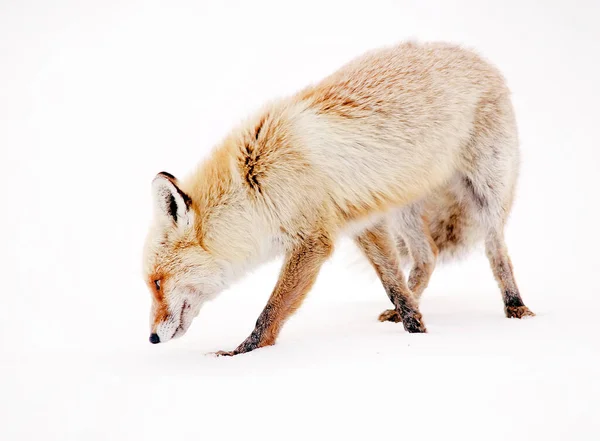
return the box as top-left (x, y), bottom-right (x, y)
top-left (143, 172), bottom-right (225, 344)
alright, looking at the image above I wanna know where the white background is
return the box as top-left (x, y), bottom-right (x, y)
top-left (1, 1), bottom-right (599, 440)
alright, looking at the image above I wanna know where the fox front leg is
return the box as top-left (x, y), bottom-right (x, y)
top-left (215, 233), bottom-right (333, 356)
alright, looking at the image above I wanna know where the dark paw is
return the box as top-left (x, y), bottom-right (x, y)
top-left (505, 305), bottom-right (535, 319)
top-left (211, 337), bottom-right (267, 357)
top-left (378, 309), bottom-right (402, 323)
top-left (211, 350), bottom-right (237, 357)
top-left (402, 313), bottom-right (427, 333)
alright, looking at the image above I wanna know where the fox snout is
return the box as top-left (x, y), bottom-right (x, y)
top-left (151, 313), bottom-right (184, 344)
top-left (149, 298), bottom-right (202, 345)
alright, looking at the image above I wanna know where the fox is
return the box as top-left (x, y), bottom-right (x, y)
top-left (143, 41), bottom-right (534, 356)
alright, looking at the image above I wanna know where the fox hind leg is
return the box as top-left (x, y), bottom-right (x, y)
top-left (485, 230), bottom-right (534, 318)
top-left (356, 222), bottom-right (427, 333)
top-left (459, 120), bottom-right (534, 318)
top-left (378, 204), bottom-right (438, 323)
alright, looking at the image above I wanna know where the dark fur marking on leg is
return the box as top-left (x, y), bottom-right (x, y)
top-left (403, 314), bottom-right (426, 333)
top-left (463, 176), bottom-right (487, 209)
top-left (386, 286), bottom-right (426, 333)
top-left (233, 304), bottom-right (275, 354)
top-left (504, 290), bottom-right (525, 308)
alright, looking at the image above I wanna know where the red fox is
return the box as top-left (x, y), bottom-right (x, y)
top-left (143, 41), bottom-right (534, 355)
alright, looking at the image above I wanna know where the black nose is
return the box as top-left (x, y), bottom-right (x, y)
top-left (149, 333), bottom-right (160, 344)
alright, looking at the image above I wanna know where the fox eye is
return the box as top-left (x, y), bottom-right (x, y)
top-left (154, 280), bottom-right (161, 291)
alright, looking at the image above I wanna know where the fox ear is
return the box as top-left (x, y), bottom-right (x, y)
top-left (151, 172), bottom-right (192, 226)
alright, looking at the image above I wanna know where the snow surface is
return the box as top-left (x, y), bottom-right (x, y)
top-left (1, 1), bottom-right (599, 440)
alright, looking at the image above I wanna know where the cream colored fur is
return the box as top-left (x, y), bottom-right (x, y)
top-left (143, 41), bottom-right (533, 349)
